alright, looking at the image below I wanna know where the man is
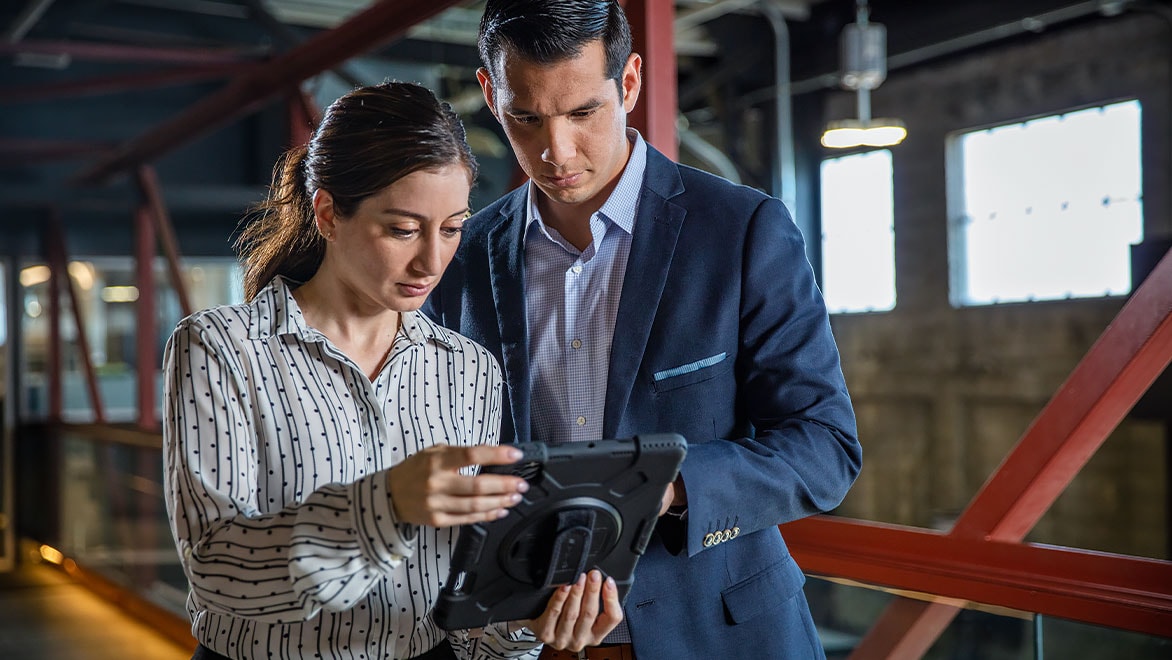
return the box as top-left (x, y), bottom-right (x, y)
top-left (424, 1), bottom-right (862, 658)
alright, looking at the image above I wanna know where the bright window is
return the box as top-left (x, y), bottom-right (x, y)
top-left (949, 100), bottom-right (1143, 306)
top-left (820, 149), bottom-right (896, 313)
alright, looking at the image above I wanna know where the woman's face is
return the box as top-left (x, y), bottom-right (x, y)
top-left (318, 164), bottom-right (471, 313)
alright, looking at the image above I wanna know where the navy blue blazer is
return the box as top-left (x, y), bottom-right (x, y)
top-left (424, 146), bottom-right (862, 659)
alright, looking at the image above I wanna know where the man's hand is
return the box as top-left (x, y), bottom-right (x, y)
top-left (387, 444), bottom-right (528, 527)
top-left (527, 570), bottom-right (622, 652)
top-left (659, 476), bottom-right (687, 516)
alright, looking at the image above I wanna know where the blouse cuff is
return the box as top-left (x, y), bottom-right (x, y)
top-left (351, 472), bottom-right (417, 572)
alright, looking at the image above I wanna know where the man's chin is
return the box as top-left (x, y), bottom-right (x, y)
top-left (535, 183), bottom-right (588, 206)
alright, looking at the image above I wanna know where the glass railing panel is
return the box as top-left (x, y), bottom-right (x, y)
top-left (806, 575), bottom-right (1044, 660)
top-left (56, 429), bottom-right (187, 616)
top-left (1037, 614), bottom-right (1171, 659)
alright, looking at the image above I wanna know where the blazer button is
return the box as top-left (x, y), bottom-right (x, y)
top-left (731, 526), bottom-right (740, 539)
top-left (703, 533), bottom-right (715, 547)
top-left (721, 529), bottom-right (732, 542)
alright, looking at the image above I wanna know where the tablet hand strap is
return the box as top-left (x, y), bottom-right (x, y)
top-left (542, 508), bottom-right (596, 588)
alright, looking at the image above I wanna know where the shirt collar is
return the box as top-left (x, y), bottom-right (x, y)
top-left (525, 128), bottom-right (647, 237)
top-left (248, 276), bottom-right (455, 350)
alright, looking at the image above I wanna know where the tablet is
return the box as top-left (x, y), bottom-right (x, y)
top-left (433, 433), bottom-right (688, 630)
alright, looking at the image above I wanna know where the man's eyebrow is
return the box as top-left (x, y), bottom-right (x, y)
top-left (505, 97), bottom-right (606, 116)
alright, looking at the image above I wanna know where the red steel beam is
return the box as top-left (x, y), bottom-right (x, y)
top-left (135, 166), bottom-right (193, 318)
top-left (625, 0), bottom-right (678, 160)
top-left (784, 516), bottom-right (1172, 639)
top-left (0, 40), bottom-right (264, 65)
top-left (287, 90), bottom-right (319, 148)
top-left (74, 0), bottom-right (464, 185)
top-left (134, 205), bottom-right (157, 430)
top-left (846, 247), bottom-right (1172, 658)
top-left (46, 211), bottom-right (106, 423)
top-left (46, 227), bottom-right (62, 422)
top-left (0, 139), bottom-right (111, 165)
top-left (0, 63), bottom-right (243, 105)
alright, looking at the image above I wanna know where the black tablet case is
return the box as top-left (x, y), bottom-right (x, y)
top-left (433, 433), bottom-right (688, 630)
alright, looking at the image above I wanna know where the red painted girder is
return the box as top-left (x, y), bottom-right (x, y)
top-left (625, 0), bottom-right (679, 160)
top-left (953, 247), bottom-right (1172, 542)
top-left (46, 218), bottom-right (63, 422)
top-left (46, 210), bottom-right (107, 423)
top-left (0, 138), bottom-right (111, 164)
top-left (136, 166), bottom-right (192, 318)
top-left (73, 0), bottom-right (464, 185)
top-left (845, 247), bottom-right (1172, 659)
top-left (784, 516), bottom-right (1172, 639)
top-left (134, 205), bottom-right (158, 430)
top-left (286, 90), bottom-right (319, 148)
top-left (0, 63), bottom-right (242, 105)
top-left (0, 40), bottom-right (264, 64)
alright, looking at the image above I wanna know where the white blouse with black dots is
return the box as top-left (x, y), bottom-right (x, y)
top-left (163, 277), bottom-right (538, 660)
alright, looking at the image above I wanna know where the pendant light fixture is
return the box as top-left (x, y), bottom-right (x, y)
top-left (821, 0), bottom-right (907, 149)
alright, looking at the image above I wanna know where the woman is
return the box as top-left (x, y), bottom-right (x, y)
top-left (163, 82), bottom-right (619, 660)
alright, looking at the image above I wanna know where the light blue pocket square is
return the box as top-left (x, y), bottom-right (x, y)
top-left (653, 352), bottom-right (728, 382)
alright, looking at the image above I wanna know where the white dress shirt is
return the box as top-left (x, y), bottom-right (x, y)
top-left (163, 277), bottom-right (538, 660)
top-left (523, 130), bottom-right (647, 645)
top-left (524, 130), bottom-right (647, 446)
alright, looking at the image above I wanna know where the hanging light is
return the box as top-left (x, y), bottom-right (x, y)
top-left (822, 1), bottom-right (906, 149)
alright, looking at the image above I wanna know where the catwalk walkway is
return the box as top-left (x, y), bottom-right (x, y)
top-left (0, 555), bottom-right (191, 660)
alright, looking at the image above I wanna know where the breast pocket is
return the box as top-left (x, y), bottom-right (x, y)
top-left (651, 352), bottom-right (731, 393)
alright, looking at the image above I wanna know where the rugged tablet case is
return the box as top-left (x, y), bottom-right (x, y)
top-left (433, 433), bottom-right (688, 630)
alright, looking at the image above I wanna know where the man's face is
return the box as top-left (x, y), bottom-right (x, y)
top-left (478, 40), bottom-right (641, 222)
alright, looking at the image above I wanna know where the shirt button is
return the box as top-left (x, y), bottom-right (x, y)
top-left (576, 416), bottom-right (586, 426)
top-left (571, 264), bottom-right (583, 274)
top-left (571, 339), bottom-right (582, 349)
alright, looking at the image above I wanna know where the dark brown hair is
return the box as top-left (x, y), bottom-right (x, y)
top-left (236, 81), bottom-right (478, 301)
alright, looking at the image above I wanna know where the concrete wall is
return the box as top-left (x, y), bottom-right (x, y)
top-left (823, 13), bottom-right (1171, 560)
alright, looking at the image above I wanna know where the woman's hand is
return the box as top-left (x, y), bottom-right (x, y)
top-left (387, 444), bottom-right (528, 527)
top-left (526, 569), bottom-right (622, 652)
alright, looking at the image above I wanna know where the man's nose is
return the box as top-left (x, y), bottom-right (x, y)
top-left (540, 119), bottom-right (575, 167)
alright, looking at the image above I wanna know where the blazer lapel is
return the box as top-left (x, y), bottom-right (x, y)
top-left (604, 148), bottom-right (686, 438)
top-left (487, 188), bottom-right (533, 445)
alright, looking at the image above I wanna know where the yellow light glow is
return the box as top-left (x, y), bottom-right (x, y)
top-left (68, 261), bottom-right (96, 290)
top-left (822, 119), bottom-right (907, 149)
top-left (19, 265), bottom-right (51, 287)
top-left (39, 544), bottom-right (65, 565)
top-left (101, 285), bottom-right (140, 303)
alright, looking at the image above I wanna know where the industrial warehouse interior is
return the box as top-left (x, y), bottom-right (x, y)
top-left (0, 0), bottom-right (1169, 658)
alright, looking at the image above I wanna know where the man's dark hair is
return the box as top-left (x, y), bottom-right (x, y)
top-left (478, 0), bottom-right (633, 86)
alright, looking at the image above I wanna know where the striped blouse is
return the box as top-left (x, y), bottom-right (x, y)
top-left (162, 277), bottom-right (538, 660)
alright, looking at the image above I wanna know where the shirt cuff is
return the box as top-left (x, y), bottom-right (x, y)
top-left (351, 471), bottom-right (417, 572)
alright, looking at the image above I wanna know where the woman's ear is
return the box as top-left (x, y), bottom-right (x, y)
top-left (312, 188), bottom-right (337, 241)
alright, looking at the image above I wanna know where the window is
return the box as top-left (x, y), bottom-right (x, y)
top-left (820, 149), bottom-right (896, 313)
top-left (948, 100), bottom-right (1143, 306)
top-left (19, 257), bottom-right (242, 421)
